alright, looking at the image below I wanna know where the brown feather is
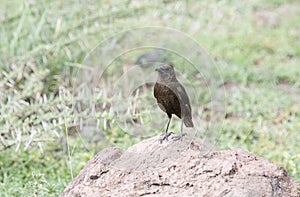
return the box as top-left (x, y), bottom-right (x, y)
top-left (154, 64), bottom-right (193, 127)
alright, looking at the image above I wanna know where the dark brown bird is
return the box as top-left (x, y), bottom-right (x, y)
top-left (154, 64), bottom-right (193, 143)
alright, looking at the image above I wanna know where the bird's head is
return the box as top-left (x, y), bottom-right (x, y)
top-left (155, 64), bottom-right (176, 82)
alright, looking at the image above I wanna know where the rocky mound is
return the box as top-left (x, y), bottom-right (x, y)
top-left (60, 135), bottom-right (299, 197)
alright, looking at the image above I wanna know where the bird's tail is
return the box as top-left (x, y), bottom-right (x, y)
top-left (184, 117), bottom-right (194, 127)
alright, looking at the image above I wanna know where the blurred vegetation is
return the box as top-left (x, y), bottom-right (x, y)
top-left (0, 0), bottom-right (299, 196)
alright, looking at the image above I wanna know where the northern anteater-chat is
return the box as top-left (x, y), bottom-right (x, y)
top-left (154, 64), bottom-right (193, 143)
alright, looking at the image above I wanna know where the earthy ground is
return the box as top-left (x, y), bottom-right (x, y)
top-left (60, 135), bottom-right (299, 197)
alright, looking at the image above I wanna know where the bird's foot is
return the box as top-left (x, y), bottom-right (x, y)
top-left (159, 132), bottom-right (173, 143)
top-left (172, 133), bottom-right (187, 141)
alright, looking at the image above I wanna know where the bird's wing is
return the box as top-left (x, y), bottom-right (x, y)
top-left (175, 83), bottom-right (192, 115)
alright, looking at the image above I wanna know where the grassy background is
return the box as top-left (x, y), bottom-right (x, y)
top-left (0, 0), bottom-right (299, 196)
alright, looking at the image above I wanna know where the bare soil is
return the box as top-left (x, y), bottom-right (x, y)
top-left (60, 134), bottom-right (299, 197)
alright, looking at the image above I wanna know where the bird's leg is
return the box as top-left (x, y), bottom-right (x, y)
top-left (172, 118), bottom-right (186, 141)
top-left (159, 117), bottom-right (172, 143)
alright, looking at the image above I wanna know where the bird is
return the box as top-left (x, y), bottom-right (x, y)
top-left (135, 48), bottom-right (168, 68)
top-left (154, 64), bottom-right (194, 143)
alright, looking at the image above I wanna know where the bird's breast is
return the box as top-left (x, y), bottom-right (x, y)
top-left (154, 82), bottom-right (182, 117)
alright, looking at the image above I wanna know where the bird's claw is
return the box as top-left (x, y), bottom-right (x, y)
top-left (172, 133), bottom-right (187, 141)
top-left (159, 132), bottom-right (173, 143)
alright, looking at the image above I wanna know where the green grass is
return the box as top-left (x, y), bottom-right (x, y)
top-left (1, 0), bottom-right (299, 196)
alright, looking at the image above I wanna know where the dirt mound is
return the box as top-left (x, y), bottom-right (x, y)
top-left (60, 135), bottom-right (299, 197)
